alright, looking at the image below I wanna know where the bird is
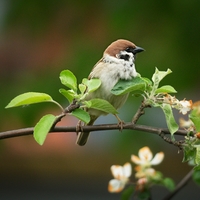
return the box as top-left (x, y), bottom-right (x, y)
top-left (76, 39), bottom-right (144, 146)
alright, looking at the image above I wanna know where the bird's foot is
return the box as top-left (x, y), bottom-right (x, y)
top-left (76, 120), bottom-right (83, 134)
top-left (114, 114), bottom-right (125, 131)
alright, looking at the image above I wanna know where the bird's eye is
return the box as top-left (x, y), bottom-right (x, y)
top-left (125, 47), bottom-right (133, 53)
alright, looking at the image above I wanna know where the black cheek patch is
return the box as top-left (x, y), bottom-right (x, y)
top-left (119, 54), bottom-right (130, 61)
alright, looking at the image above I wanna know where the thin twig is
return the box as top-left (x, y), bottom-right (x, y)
top-left (132, 101), bottom-right (149, 123)
top-left (52, 113), bottom-right (66, 128)
top-left (51, 99), bottom-right (80, 130)
top-left (162, 169), bottom-right (193, 200)
top-left (158, 131), bottom-right (185, 150)
top-left (64, 99), bottom-right (80, 113)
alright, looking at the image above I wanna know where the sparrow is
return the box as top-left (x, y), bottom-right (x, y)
top-left (76, 39), bottom-right (144, 146)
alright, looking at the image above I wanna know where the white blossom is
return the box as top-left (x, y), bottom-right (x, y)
top-left (108, 162), bottom-right (131, 193)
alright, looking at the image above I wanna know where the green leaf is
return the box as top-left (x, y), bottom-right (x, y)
top-left (121, 186), bottom-right (134, 200)
top-left (84, 98), bottom-right (118, 114)
top-left (155, 85), bottom-right (177, 94)
top-left (195, 146), bottom-right (200, 165)
top-left (33, 114), bottom-right (56, 145)
top-left (141, 77), bottom-right (152, 86)
top-left (141, 77), bottom-right (152, 92)
top-left (78, 83), bottom-right (87, 94)
top-left (152, 68), bottom-right (172, 83)
top-left (5, 92), bottom-right (53, 108)
top-left (192, 170), bottom-right (200, 185)
top-left (160, 104), bottom-right (179, 135)
top-left (59, 88), bottom-right (75, 103)
top-left (162, 178), bottom-right (175, 191)
top-left (59, 70), bottom-right (77, 92)
top-left (111, 76), bottom-right (146, 95)
top-left (182, 145), bottom-right (196, 163)
top-left (194, 164), bottom-right (200, 171)
top-left (71, 108), bottom-right (90, 124)
top-left (190, 108), bottom-right (200, 132)
top-left (151, 171), bottom-right (163, 182)
top-left (82, 78), bottom-right (101, 93)
top-left (194, 139), bottom-right (200, 147)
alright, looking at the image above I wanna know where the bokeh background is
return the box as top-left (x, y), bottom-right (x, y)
top-left (0, 0), bottom-right (200, 199)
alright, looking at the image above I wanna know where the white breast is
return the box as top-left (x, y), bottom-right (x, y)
top-left (92, 54), bottom-right (136, 92)
top-left (85, 54), bottom-right (137, 118)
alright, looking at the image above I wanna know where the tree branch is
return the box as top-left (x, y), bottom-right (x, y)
top-left (162, 169), bottom-right (193, 200)
top-left (0, 122), bottom-right (188, 140)
top-left (0, 100), bottom-right (189, 150)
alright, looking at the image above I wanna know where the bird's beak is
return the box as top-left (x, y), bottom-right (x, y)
top-left (133, 46), bottom-right (145, 54)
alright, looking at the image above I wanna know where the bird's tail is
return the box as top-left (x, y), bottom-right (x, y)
top-left (76, 131), bottom-right (90, 146)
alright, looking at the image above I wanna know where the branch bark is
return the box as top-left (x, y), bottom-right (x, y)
top-left (132, 101), bottom-right (149, 123)
top-left (0, 101), bottom-right (189, 149)
top-left (0, 123), bottom-right (187, 140)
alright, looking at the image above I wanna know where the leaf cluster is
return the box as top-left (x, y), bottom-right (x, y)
top-left (112, 68), bottom-right (178, 135)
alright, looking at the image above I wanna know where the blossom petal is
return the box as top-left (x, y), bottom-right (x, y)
top-left (108, 179), bottom-right (125, 193)
top-left (111, 165), bottom-right (123, 179)
top-left (111, 163), bottom-right (132, 179)
top-left (123, 162), bottom-right (132, 178)
top-left (179, 100), bottom-right (193, 115)
top-left (131, 155), bottom-right (142, 165)
top-left (179, 118), bottom-right (193, 128)
top-left (150, 152), bottom-right (164, 165)
top-left (180, 107), bottom-right (191, 115)
top-left (138, 146), bottom-right (153, 162)
top-left (145, 168), bottom-right (156, 175)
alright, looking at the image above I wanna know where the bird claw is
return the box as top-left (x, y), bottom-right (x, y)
top-left (76, 120), bottom-right (83, 134)
top-left (118, 120), bottom-right (125, 132)
top-left (114, 115), bottom-right (125, 131)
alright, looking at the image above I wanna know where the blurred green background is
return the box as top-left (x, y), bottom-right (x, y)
top-left (0, 0), bottom-right (200, 199)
